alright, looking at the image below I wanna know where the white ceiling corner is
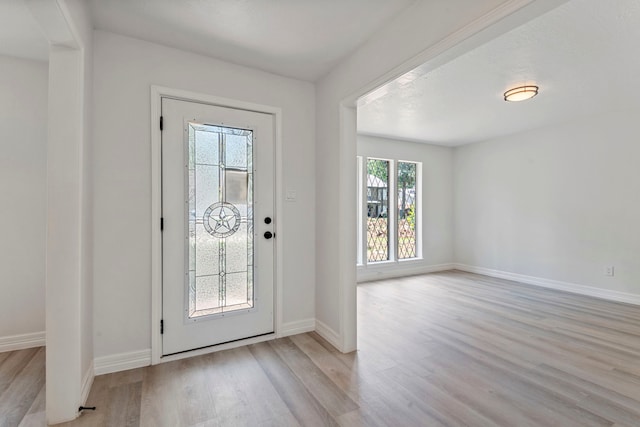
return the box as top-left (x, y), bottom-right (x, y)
top-left (357, 0), bottom-right (640, 146)
top-left (89, 0), bottom-right (415, 81)
top-left (0, 0), bottom-right (49, 61)
top-left (8, 0), bottom-right (638, 147)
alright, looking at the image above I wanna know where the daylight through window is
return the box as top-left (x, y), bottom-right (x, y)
top-left (359, 157), bottom-right (419, 265)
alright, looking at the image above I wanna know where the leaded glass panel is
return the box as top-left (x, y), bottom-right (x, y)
top-left (187, 123), bottom-right (254, 319)
top-left (397, 162), bottom-right (417, 259)
top-left (366, 159), bottom-right (389, 262)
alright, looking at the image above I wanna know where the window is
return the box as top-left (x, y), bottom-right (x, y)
top-left (358, 157), bottom-right (420, 266)
top-left (397, 161), bottom-right (417, 259)
top-left (366, 159), bottom-right (390, 262)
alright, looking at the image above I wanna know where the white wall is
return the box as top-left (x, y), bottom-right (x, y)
top-left (46, 46), bottom-right (86, 423)
top-left (65, 0), bottom-right (95, 402)
top-left (92, 30), bottom-right (316, 359)
top-left (30, 0), bottom-right (95, 421)
top-left (0, 55), bottom-right (48, 341)
top-left (454, 108), bottom-right (640, 296)
top-left (315, 0), bottom-right (519, 349)
top-left (357, 135), bottom-right (453, 281)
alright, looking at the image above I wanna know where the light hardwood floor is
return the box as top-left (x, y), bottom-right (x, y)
top-left (0, 346), bottom-right (45, 426)
top-left (5, 271), bottom-right (640, 426)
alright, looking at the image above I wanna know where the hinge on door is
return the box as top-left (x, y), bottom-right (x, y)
top-left (160, 116), bottom-right (163, 131)
top-left (160, 217), bottom-right (164, 231)
top-left (160, 319), bottom-right (164, 334)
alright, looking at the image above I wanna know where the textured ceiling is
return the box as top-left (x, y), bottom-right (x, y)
top-left (357, 0), bottom-right (640, 146)
top-left (89, 0), bottom-right (415, 81)
top-left (0, 0), bottom-right (49, 61)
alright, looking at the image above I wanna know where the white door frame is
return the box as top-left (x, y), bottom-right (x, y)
top-left (150, 86), bottom-right (284, 364)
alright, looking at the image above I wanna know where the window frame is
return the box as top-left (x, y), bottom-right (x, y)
top-left (357, 156), bottom-right (421, 268)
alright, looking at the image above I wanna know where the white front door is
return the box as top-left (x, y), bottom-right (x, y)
top-left (161, 97), bottom-right (275, 356)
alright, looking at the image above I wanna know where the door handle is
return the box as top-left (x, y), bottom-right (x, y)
top-left (264, 231), bottom-right (274, 239)
top-left (264, 217), bottom-right (272, 224)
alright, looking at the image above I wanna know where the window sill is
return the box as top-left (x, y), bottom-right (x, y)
top-left (357, 257), bottom-right (424, 270)
top-left (355, 258), bottom-right (456, 283)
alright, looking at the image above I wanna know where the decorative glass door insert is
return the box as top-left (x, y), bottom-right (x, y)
top-left (162, 97), bottom-right (274, 356)
top-left (188, 123), bottom-right (254, 319)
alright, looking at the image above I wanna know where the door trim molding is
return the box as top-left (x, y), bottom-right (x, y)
top-left (150, 85), bottom-right (283, 365)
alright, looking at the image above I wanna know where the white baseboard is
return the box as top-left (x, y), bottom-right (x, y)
top-left (314, 320), bottom-right (342, 351)
top-left (454, 264), bottom-right (640, 306)
top-left (94, 349), bottom-right (151, 376)
top-left (0, 331), bottom-right (45, 353)
top-left (279, 318), bottom-right (316, 337)
top-left (80, 362), bottom-right (94, 405)
top-left (358, 262), bottom-right (455, 283)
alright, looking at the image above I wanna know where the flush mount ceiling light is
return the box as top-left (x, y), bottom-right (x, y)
top-left (504, 85), bottom-right (539, 102)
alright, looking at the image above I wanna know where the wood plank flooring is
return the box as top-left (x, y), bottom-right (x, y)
top-left (5, 271), bottom-right (640, 426)
top-left (0, 346), bottom-right (45, 427)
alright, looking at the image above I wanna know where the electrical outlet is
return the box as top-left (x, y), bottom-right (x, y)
top-left (605, 266), bottom-right (615, 277)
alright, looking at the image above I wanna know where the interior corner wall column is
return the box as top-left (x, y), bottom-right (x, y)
top-left (25, 0), bottom-right (93, 423)
top-left (45, 45), bottom-right (84, 424)
top-left (338, 105), bottom-right (357, 352)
